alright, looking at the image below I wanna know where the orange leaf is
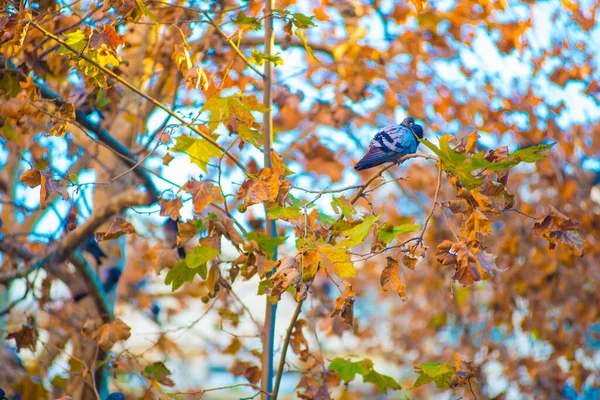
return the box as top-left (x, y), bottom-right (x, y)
top-left (158, 197), bottom-right (182, 221)
top-left (380, 257), bottom-right (408, 301)
top-left (95, 217), bottom-right (137, 241)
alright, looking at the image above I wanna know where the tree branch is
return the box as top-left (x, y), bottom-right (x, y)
top-left (29, 20), bottom-right (248, 175)
top-left (0, 190), bottom-right (152, 284)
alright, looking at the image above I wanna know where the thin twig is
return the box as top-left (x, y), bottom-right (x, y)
top-left (204, 12), bottom-right (265, 78)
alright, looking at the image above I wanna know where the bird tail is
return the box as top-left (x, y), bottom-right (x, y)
top-left (354, 147), bottom-right (396, 171)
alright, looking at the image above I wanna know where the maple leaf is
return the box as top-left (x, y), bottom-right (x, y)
top-left (19, 169), bottom-right (69, 209)
top-left (331, 281), bottom-right (355, 325)
top-left (532, 206), bottom-right (585, 256)
top-left (158, 197), bottom-right (182, 220)
top-left (229, 360), bottom-right (261, 384)
top-left (464, 209), bottom-right (492, 240)
top-left (170, 134), bottom-right (221, 172)
top-left (316, 242), bottom-right (355, 277)
top-left (95, 217), bottom-right (136, 241)
top-left (339, 215), bottom-right (380, 247)
top-left (328, 357), bottom-right (401, 394)
top-left (380, 257), bottom-right (408, 301)
top-left (180, 179), bottom-right (224, 215)
top-left (437, 240), bottom-right (499, 286)
top-left (7, 316), bottom-right (38, 352)
top-left (165, 260), bottom-right (203, 291)
top-left (236, 168), bottom-right (283, 208)
top-left (95, 318), bottom-right (131, 351)
top-left (413, 362), bottom-right (456, 389)
top-left (143, 361), bottom-right (175, 387)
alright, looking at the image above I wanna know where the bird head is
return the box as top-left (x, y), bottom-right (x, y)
top-left (401, 116), bottom-right (424, 139)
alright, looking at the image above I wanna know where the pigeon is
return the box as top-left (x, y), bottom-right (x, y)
top-left (354, 117), bottom-right (424, 171)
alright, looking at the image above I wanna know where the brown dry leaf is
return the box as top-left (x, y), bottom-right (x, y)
top-left (453, 353), bottom-right (476, 383)
top-left (7, 316), bottom-right (38, 352)
top-left (180, 179), bottom-right (224, 214)
top-left (443, 199), bottom-right (473, 214)
top-left (49, 102), bottom-right (75, 137)
top-left (330, 281), bottom-right (355, 325)
top-left (19, 169), bottom-right (42, 187)
top-left (296, 136), bottom-right (344, 182)
top-left (229, 360), bottom-right (261, 384)
top-left (465, 209), bottom-right (492, 240)
top-left (95, 216), bottom-right (137, 242)
top-left (236, 167), bottom-right (285, 209)
top-left (162, 153), bottom-right (174, 165)
top-left (532, 206), bottom-right (585, 256)
top-left (176, 220), bottom-right (199, 246)
top-left (380, 257), bottom-right (408, 301)
top-left (290, 319), bottom-right (309, 357)
top-left (95, 318), bottom-right (131, 351)
top-left (158, 197), bottom-right (182, 221)
top-left (437, 240), bottom-right (498, 286)
top-left (465, 132), bottom-right (480, 153)
top-left (267, 256), bottom-right (301, 301)
top-left (89, 24), bottom-right (124, 50)
top-left (470, 180), bottom-right (514, 213)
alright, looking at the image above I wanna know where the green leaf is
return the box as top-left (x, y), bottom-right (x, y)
top-left (232, 13), bottom-right (261, 30)
top-left (251, 50), bottom-right (284, 66)
top-left (329, 357), bottom-right (401, 394)
top-left (185, 245), bottom-right (220, 274)
top-left (170, 134), bottom-right (221, 171)
top-left (218, 307), bottom-right (240, 323)
top-left (267, 205), bottom-right (301, 220)
top-left (413, 362), bottom-right (456, 389)
top-left (331, 196), bottom-right (356, 218)
top-left (69, 173), bottom-right (78, 183)
top-left (291, 13), bottom-right (317, 29)
top-left (364, 370), bottom-right (402, 394)
top-left (378, 223), bottom-right (420, 244)
top-left (247, 232), bottom-right (285, 259)
top-left (58, 30), bottom-right (88, 54)
top-left (295, 29), bottom-right (318, 62)
top-left (134, 0), bottom-right (158, 23)
top-left (340, 215), bottom-right (381, 247)
top-left (165, 260), bottom-right (203, 291)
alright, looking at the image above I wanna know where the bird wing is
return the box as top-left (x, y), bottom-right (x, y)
top-left (371, 124), bottom-right (416, 155)
top-left (354, 146), bottom-right (399, 171)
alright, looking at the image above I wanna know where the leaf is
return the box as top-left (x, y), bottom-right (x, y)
top-left (180, 179), bottom-right (224, 214)
top-left (331, 281), bottom-right (355, 325)
top-left (20, 169), bottom-right (42, 188)
top-left (413, 362), bottom-right (456, 389)
top-left (532, 206), bottom-right (585, 256)
top-left (134, 0), bottom-right (158, 23)
top-left (95, 217), bottom-right (136, 241)
top-left (291, 13), bottom-right (317, 29)
top-left (247, 232), bottom-right (285, 259)
top-left (268, 256), bottom-right (301, 301)
top-left (95, 318), bottom-right (131, 351)
top-left (465, 132), bottom-right (479, 153)
top-left (158, 197), bottom-right (182, 220)
top-left (339, 215), bottom-right (380, 247)
top-left (331, 196), bottom-right (356, 218)
top-left (378, 222), bottom-right (420, 244)
top-left (251, 50), bottom-right (284, 66)
top-left (185, 245), bottom-right (220, 275)
top-left (380, 257), bottom-right (408, 301)
top-left (436, 240), bottom-right (499, 286)
top-left (267, 205), bottom-right (301, 221)
top-left (236, 168), bottom-right (282, 208)
top-left (465, 209), bottom-right (492, 239)
top-left (229, 360), bottom-right (261, 384)
top-left (143, 361), bottom-right (175, 387)
top-left (170, 135), bottom-right (221, 172)
top-left (410, 0), bottom-right (427, 12)
top-left (7, 316), bottom-right (38, 352)
top-left (58, 30), bottom-right (88, 54)
top-left (165, 260), bottom-right (203, 291)
top-left (316, 242), bottom-right (355, 277)
top-left (295, 29), bottom-right (318, 61)
top-left (329, 357), bottom-right (401, 394)
top-left (0, 70), bottom-right (21, 99)
top-left (232, 12), bottom-right (261, 30)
